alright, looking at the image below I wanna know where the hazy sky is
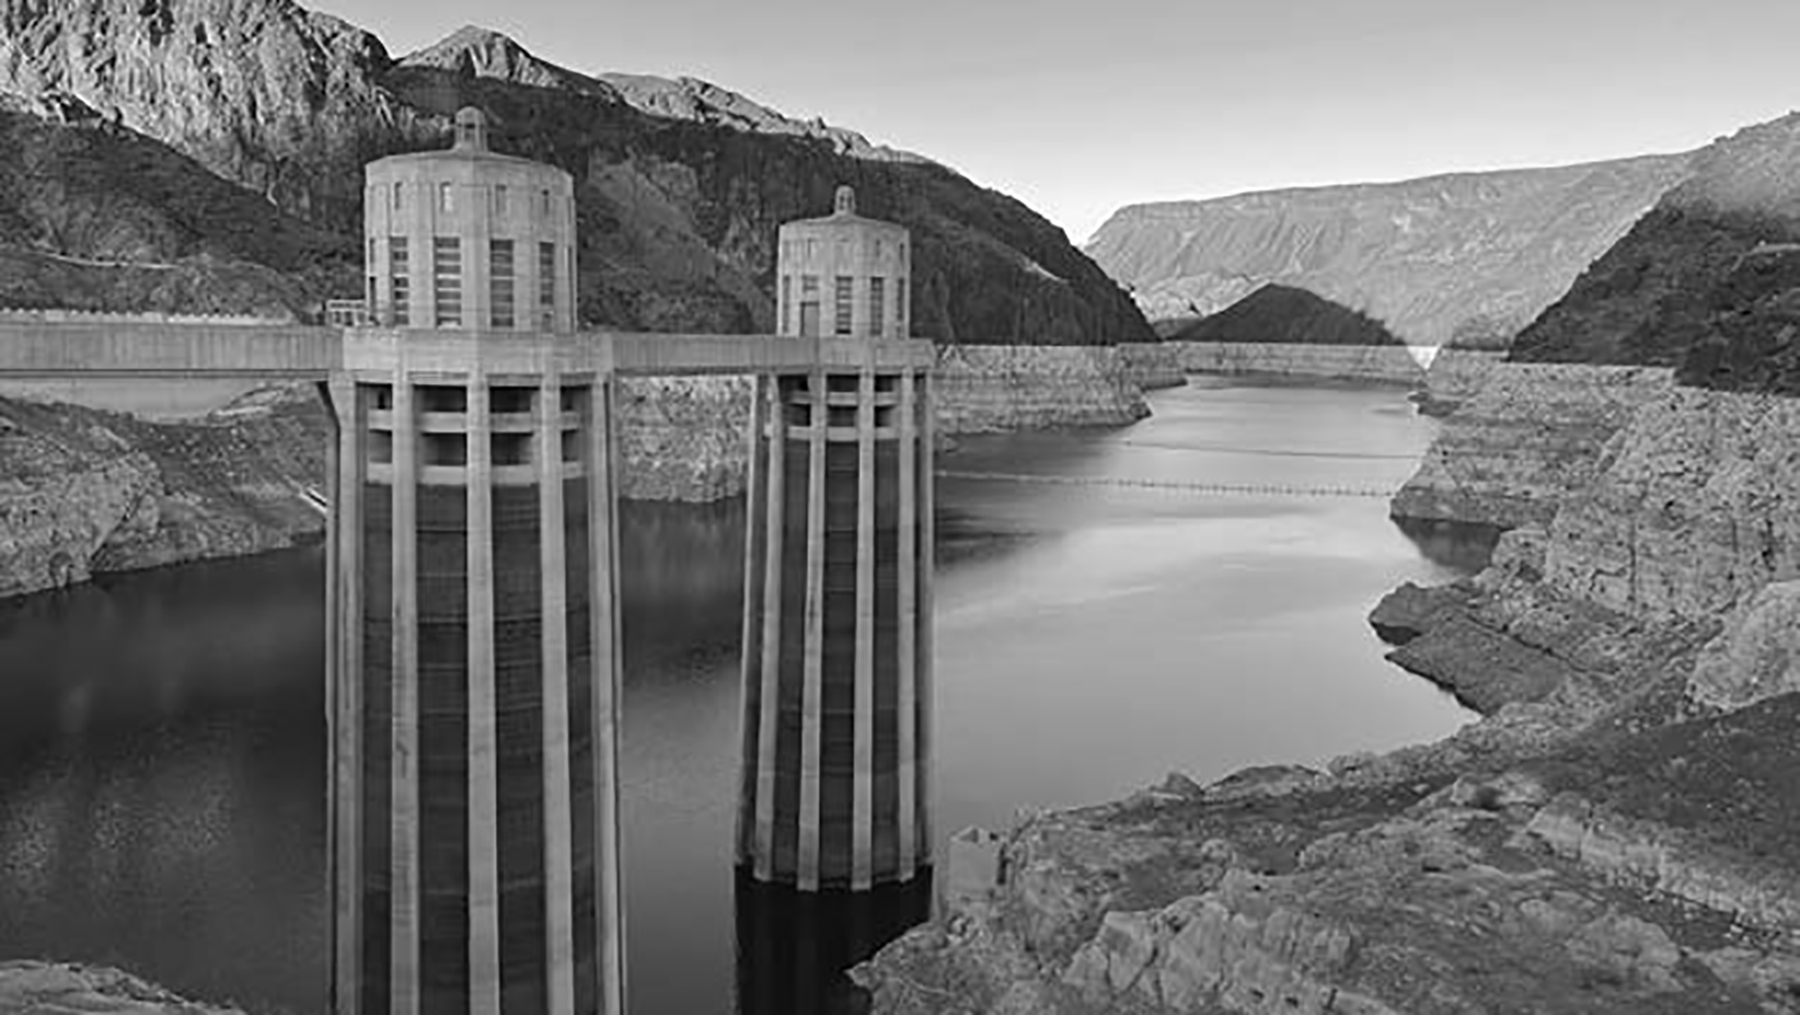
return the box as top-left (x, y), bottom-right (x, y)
top-left (311, 0), bottom-right (1800, 244)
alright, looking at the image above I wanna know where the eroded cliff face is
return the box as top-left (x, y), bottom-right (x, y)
top-left (933, 345), bottom-right (1151, 433)
top-left (0, 387), bottom-right (328, 599)
top-left (1390, 364), bottom-right (1674, 529)
top-left (1543, 387), bottom-right (1800, 622)
top-left (1087, 155), bottom-right (1694, 344)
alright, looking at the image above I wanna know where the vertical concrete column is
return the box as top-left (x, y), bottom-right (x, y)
top-left (388, 369), bottom-right (421, 1015)
top-left (736, 374), bottom-right (769, 863)
top-left (585, 375), bottom-right (627, 1015)
top-left (752, 376), bottom-right (786, 882)
top-left (895, 370), bottom-right (918, 881)
top-left (538, 374), bottom-right (576, 1015)
top-left (797, 369), bottom-right (828, 891)
top-left (465, 380), bottom-right (502, 1015)
top-left (851, 368), bottom-right (876, 890)
top-left (917, 371), bottom-right (935, 862)
top-left (327, 375), bottom-right (364, 1015)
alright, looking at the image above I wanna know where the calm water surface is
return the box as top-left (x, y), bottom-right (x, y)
top-left (0, 378), bottom-right (1479, 1014)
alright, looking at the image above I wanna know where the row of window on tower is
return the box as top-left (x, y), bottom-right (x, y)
top-left (778, 275), bottom-right (908, 337)
top-left (780, 237), bottom-right (906, 261)
top-left (364, 237), bottom-right (561, 329)
top-left (373, 180), bottom-right (566, 219)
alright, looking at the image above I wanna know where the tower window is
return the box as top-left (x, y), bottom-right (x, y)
top-left (868, 276), bottom-right (885, 338)
top-left (438, 182), bottom-right (453, 212)
top-left (392, 181), bottom-right (402, 210)
top-left (799, 275), bottom-right (821, 337)
top-left (494, 185), bottom-right (507, 216)
top-left (490, 239), bottom-right (515, 329)
top-left (434, 237), bottom-right (462, 328)
top-left (542, 189), bottom-right (551, 216)
top-left (780, 275), bottom-right (792, 334)
top-left (538, 241), bottom-right (555, 312)
top-left (389, 237), bottom-right (409, 326)
top-left (833, 276), bottom-right (853, 335)
top-left (897, 278), bottom-right (907, 329)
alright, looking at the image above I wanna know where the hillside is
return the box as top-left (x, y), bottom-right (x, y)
top-left (0, 1), bottom-right (1151, 343)
top-left (1509, 112), bottom-right (1800, 396)
top-left (1170, 283), bottom-right (1405, 346)
top-left (1087, 154), bottom-right (1694, 347)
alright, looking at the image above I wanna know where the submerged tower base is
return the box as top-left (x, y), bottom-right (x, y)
top-left (736, 362), bottom-right (935, 890)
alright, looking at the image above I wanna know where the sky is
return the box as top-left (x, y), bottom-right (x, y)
top-left (310, 0), bottom-right (1800, 245)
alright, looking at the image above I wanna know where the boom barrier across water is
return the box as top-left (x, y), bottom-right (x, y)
top-left (935, 470), bottom-right (1399, 499)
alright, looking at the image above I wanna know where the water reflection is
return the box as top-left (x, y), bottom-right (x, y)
top-left (734, 868), bottom-right (933, 1015)
top-left (1390, 516), bottom-right (1505, 574)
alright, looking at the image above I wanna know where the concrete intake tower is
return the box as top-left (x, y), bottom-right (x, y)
top-left (331, 107), bottom-right (622, 1015)
top-left (736, 186), bottom-right (934, 891)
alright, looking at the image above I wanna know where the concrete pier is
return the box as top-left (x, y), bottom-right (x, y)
top-left (737, 188), bottom-right (933, 890)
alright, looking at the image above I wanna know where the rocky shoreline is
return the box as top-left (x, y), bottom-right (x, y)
top-left (852, 358), bottom-right (1800, 1013)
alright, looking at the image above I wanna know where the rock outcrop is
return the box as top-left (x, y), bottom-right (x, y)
top-left (1542, 387), bottom-right (1800, 622)
top-left (0, 387), bottom-right (327, 599)
top-left (1390, 364), bottom-right (1674, 529)
top-left (857, 693), bottom-right (1800, 1014)
top-left (1689, 580), bottom-right (1800, 711)
top-left (1087, 154), bottom-right (1694, 344)
top-left (0, 961), bottom-right (246, 1015)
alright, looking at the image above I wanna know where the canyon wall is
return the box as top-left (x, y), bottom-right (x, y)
top-left (1389, 364), bottom-right (1674, 529)
top-left (1087, 154), bottom-right (1693, 343)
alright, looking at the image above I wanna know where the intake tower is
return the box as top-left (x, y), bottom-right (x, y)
top-left (737, 186), bottom-right (934, 890)
top-left (331, 107), bottom-right (623, 1015)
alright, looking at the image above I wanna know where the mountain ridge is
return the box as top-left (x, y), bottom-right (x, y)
top-left (1087, 151), bottom-right (1696, 348)
top-left (0, 0), bottom-right (1149, 342)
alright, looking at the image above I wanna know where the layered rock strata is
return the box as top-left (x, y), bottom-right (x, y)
top-left (1171, 342), bottom-right (1426, 386)
top-left (932, 344), bottom-right (1151, 433)
top-left (1389, 364), bottom-right (1674, 529)
top-left (856, 692), bottom-right (1800, 1015)
top-left (1115, 341), bottom-right (1187, 391)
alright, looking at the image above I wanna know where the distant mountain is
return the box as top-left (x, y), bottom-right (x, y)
top-left (1170, 284), bottom-right (1405, 346)
top-left (1508, 111), bottom-right (1800, 395)
top-left (1087, 155), bottom-right (1695, 347)
top-left (0, 0), bottom-right (1150, 342)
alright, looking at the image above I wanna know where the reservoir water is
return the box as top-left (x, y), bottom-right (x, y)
top-left (0, 377), bottom-right (1479, 1014)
